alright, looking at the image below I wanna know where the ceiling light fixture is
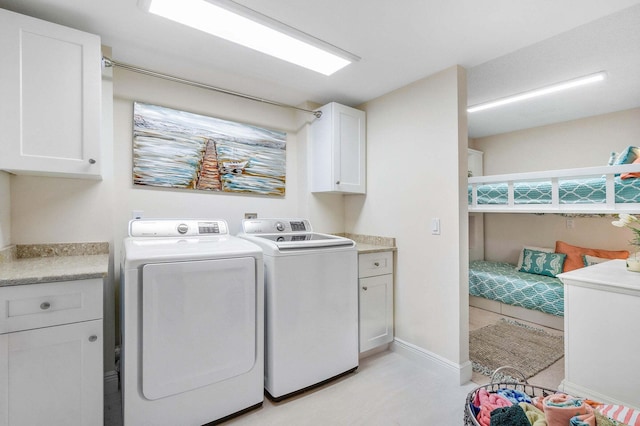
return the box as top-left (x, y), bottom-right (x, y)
top-left (467, 71), bottom-right (607, 113)
top-left (139, 0), bottom-right (360, 76)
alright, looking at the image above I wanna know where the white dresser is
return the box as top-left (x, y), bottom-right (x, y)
top-left (558, 259), bottom-right (640, 409)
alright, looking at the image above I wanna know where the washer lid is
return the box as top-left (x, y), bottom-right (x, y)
top-left (239, 218), bottom-right (354, 252)
top-left (250, 233), bottom-right (354, 250)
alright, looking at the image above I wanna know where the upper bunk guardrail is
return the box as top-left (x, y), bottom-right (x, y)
top-left (467, 163), bottom-right (640, 214)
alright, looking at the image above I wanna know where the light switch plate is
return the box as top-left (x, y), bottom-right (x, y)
top-left (431, 218), bottom-right (440, 235)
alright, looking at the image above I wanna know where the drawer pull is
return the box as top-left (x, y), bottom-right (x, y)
top-left (40, 302), bottom-right (51, 310)
top-left (88, 335), bottom-right (98, 342)
top-left (362, 286), bottom-right (368, 291)
top-left (374, 262), bottom-right (380, 267)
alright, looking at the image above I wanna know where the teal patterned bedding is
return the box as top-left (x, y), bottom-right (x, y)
top-left (469, 260), bottom-right (564, 316)
top-left (468, 176), bottom-right (640, 205)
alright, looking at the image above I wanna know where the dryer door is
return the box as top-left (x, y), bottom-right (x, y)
top-left (141, 257), bottom-right (256, 400)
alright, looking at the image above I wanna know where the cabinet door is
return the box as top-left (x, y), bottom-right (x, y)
top-left (334, 103), bottom-right (366, 193)
top-left (311, 102), bottom-right (366, 194)
top-left (359, 274), bottom-right (393, 352)
top-left (467, 149), bottom-right (483, 178)
top-left (0, 319), bottom-right (103, 426)
top-left (0, 8), bottom-right (101, 179)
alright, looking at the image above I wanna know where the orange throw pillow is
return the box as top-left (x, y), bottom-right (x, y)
top-left (621, 157), bottom-right (640, 179)
top-left (555, 241), bottom-right (629, 272)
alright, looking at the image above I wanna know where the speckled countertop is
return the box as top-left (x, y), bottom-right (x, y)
top-left (341, 233), bottom-right (397, 254)
top-left (0, 243), bottom-right (109, 287)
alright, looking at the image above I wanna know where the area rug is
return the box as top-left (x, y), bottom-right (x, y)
top-left (470, 318), bottom-right (564, 380)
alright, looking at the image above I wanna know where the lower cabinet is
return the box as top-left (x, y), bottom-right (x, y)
top-left (358, 251), bottom-right (394, 353)
top-left (0, 279), bottom-right (103, 426)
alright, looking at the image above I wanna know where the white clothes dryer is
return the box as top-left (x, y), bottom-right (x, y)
top-left (238, 218), bottom-right (358, 401)
top-left (121, 219), bottom-right (263, 426)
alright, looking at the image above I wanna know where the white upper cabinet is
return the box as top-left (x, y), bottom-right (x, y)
top-left (310, 102), bottom-right (366, 194)
top-left (467, 148), bottom-right (483, 178)
top-left (0, 8), bottom-right (102, 179)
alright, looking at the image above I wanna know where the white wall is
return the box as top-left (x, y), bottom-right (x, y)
top-left (112, 68), bottom-right (303, 243)
top-left (345, 66), bottom-right (470, 380)
top-left (0, 171), bottom-right (10, 247)
top-left (478, 108), bottom-right (640, 174)
top-left (474, 107), bottom-right (640, 262)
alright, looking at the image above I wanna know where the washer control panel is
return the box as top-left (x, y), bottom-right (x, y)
top-left (129, 219), bottom-right (228, 237)
top-left (242, 218), bottom-right (312, 235)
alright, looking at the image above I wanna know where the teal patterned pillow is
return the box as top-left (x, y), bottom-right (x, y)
top-left (519, 249), bottom-right (567, 277)
top-left (613, 146), bottom-right (640, 165)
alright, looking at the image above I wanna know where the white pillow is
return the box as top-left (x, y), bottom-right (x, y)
top-left (515, 246), bottom-right (554, 270)
top-left (582, 254), bottom-right (610, 267)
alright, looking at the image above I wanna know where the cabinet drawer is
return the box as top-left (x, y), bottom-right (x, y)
top-left (358, 251), bottom-right (393, 278)
top-left (0, 279), bottom-right (102, 334)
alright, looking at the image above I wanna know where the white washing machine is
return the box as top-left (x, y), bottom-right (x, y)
top-left (238, 218), bottom-right (358, 400)
top-left (121, 219), bottom-right (264, 426)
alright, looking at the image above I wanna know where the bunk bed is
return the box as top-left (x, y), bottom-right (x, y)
top-left (468, 163), bottom-right (640, 214)
top-left (467, 160), bottom-right (640, 329)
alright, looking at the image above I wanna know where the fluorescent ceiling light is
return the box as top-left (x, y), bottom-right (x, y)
top-left (467, 71), bottom-right (607, 113)
top-left (140, 0), bottom-right (359, 76)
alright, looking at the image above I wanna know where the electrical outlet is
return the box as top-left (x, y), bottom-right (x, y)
top-left (566, 219), bottom-right (575, 229)
top-left (244, 213), bottom-right (258, 219)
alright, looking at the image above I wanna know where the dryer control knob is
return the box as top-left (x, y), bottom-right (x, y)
top-left (177, 223), bottom-right (189, 234)
top-left (275, 222), bottom-right (285, 232)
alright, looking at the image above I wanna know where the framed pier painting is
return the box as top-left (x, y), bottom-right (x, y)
top-left (132, 102), bottom-right (286, 196)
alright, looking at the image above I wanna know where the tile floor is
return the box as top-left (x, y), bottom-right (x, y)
top-left (104, 307), bottom-right (564, 425)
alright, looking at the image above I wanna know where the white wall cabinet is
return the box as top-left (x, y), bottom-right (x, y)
top-left (358, 251), bottom-right (394, 352)
top-left (310, 102), bottom-right (366, 194)
top-left (467, 148), bottom-right (483, 178)
top-left (0, 8), bottom-right (102, 179)
top-left (0, 279), bottom-right (103, 426)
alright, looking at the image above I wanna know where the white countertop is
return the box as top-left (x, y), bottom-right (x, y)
top-left (558, 259), bottom-right (640, 296)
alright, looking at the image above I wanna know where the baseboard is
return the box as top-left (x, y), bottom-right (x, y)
top-left (391, 338), bottom-right (472, 385)
top-left (104, 370), bottom-right (119, 395)
top-left (560, 380), bottom-right (640, 410)
top-left (359, 343), bottom-right (390, 360)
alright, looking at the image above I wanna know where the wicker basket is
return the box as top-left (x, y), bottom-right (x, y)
top-left (464, 366), bottom-right (558, 426)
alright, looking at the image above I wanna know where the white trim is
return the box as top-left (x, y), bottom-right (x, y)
top-left (104, 370), bottom-right (119, 396)
top-left (391, 338), bottom-right (472, 385)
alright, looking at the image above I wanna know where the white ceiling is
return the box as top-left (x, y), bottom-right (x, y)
top-left (1, 0), bottom-right (639, 137)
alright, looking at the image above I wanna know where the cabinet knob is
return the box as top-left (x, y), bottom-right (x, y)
top-left (362, 286), bottom-right (368, 291)
top-left (374, 262), bottom-right (380, 267)
top-left (88, 335), bottom-right (98, 342)
top-left (88, 158), bottom-right (96, 164)
top-left (40, 302), bottom-right (51, 310)
top-left (336, 180), bottom-right (340, 185)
